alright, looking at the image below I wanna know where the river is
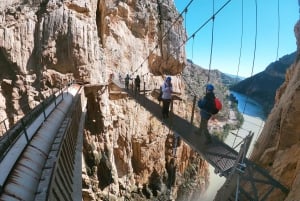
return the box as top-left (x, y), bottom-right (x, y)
top-left (199, 91), bottom-right (266, 201)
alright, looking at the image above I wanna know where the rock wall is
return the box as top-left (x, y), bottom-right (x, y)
top-left (250, 20), bottom-right (300, 201)
top-left (0, 0), bottom-right (106, 128)
top-left (0, 0), bottom-right (208, 200)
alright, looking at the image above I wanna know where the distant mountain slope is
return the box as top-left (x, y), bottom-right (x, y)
top-left (230, 52), bottom-right (296, 115)
top-left (184, 59), bottom-right (238, 97)
top-left (183, 59), bottom-right (241, 122)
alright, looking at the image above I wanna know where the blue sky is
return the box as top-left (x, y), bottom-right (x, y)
top-left (174, 0), bottom-right (299, 77)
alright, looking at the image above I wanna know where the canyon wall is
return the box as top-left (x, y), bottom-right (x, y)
top-left (250, 20), bottom-right (300, 201)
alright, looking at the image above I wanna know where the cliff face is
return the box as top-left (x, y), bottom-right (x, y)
top-left (250, 20), bottom-right (300, 201)
top-left (0, 0), bottom-right (106, 126)
top-left (0, 0), bottom-right (207, 200)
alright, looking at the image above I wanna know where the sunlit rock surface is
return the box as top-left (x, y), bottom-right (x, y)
top-left (250, 20), bottom-right (300, 201)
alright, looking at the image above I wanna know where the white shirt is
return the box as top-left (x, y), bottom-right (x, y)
top-left (161, 81), bottom-right (173, 100)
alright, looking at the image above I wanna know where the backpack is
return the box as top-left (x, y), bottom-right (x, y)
top-left (211, 97), bottom-right (222, 114)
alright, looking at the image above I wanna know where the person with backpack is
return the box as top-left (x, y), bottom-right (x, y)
top-left (161, 76), bottom-right (173, 119)
top-left (197, 84), bottom-right (217, 144)
top-left (134, 75), bottom-right (141, 94)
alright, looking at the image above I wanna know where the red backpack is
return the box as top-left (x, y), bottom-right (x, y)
top-left (211, 97), bottom-right (222, 114)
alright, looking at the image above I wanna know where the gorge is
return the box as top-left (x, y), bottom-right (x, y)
top-left (0, 1), bottom-right (300, 201)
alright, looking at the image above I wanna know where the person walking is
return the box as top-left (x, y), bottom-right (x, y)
top-left (197, 84), bottom-right (216, 144)
top-left (161, 76), bottom-right (173, 119)
top-left (134, 75), bottom-right (141, 94)
top-left (125, 74), bottom-right (130, 89)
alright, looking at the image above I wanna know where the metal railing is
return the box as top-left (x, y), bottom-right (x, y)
top-left (0, 88), bottom-right (65, 162)
top-left (35, 86), bottom-right (85, 201)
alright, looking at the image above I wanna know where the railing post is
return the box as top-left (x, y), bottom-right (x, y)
top-left (170, 99), bottom-right (173, 113)
top-left (41, 101), bottom-right (47, 120)
top-left (52, 88), bottom-right (57, 107)
top-left (144, 81), bottom-right (146, 95)
top-left (3, 120), bottom-right (10, 143)
top-left (61, 84), bottom-right (64, 99)
top-left (190, 95), bottom-right (197, 124)
top-left (3, 120), bottom-right (8, 133)
top-left (21, 119), bottom-right (29, 142)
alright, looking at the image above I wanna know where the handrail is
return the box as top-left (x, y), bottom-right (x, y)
top-left (35, 86), bottom-right (84, 201)
top-left (0, 86), bottom-right (66, 162)
top-left (0, 88), bottom-right (60, 135)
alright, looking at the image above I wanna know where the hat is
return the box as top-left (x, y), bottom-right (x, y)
top-left (206, 84), bottom-right (214, 92)
top-left (166, 76), bottom-right (171, 81)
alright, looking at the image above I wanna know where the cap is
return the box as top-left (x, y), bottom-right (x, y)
top-left (206, 84), bottom-right (214, 92)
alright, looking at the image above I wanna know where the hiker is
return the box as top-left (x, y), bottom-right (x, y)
top-left (161, 76), bottom-right (173, 119)
top-left (197, 84), bottom-right (216, 143)
top-left (134, 75), bottom-right (141, 94)
top-left (125, 74), bottom-right (131, 89)
top-left (119, 73), bottom-right (122, 82)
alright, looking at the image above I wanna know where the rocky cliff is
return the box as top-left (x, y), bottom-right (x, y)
top-left (250, 20), bottom-right (300, 201)
top-left (0, 0), bottom-right (209, 200)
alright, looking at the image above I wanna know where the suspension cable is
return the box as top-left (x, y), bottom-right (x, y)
top-left (207, 0), bottom-right (216, 84)
top-left (132, 0), bottom-right (234, 86)
top-left (240, 0), bottom-right (258, 116)
top-left (131, 0), bottom-right (196, 76)
top-left (231, 0), bottom-right (244, 148)
top-left (230, 0), bottom-right (267, 154)
top-left (182, 12), bottom-right (197, 96)
top-left (235, 0), bottom-right (244, 83)
top-left (214, 0), bottom-right (245, 167)
top-left (151, 0), bottom-right (233, 84)
top-left (187, 0), bottom-right (232, 44)
top-left (132, 0), bottom-right (232, 78)
top-left (166, 0), bottom-right (233, 77)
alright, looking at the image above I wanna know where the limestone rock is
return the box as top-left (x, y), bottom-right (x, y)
top-left (250, 20), bottom-right (300, 201)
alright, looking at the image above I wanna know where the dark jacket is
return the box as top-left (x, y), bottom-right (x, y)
top-left (135, 76), bottom-right (140, 85)
top-left (125, 75), bottom-right (130, 83)
top-left (198, 92), bottom-right (216, 120)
